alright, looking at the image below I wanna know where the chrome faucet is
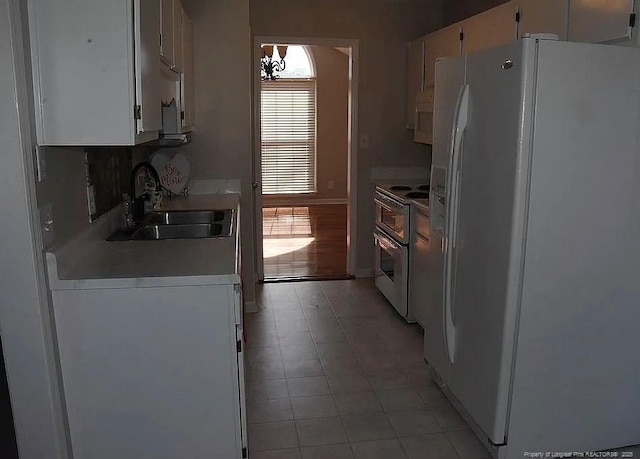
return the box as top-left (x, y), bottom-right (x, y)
top-left (130, 162), bottom-right (162, 223)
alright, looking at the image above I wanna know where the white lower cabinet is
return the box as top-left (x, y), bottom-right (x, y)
top-left (52, 283), bottom-right (247, 459)
top-left (409, 206), bottom-right (432, 328)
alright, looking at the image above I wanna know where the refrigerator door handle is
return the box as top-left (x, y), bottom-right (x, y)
top-left (443, 84), bottom-right (470, 364)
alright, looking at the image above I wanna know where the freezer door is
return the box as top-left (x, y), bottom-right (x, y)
top-left (446, 39), bottom-right (537, 445)
top-left (424, 55), bottom-right (465, 385)
top-left (431, 56), bottom-right (465, 170)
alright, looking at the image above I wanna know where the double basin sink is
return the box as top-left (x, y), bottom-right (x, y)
top-left (107, 209), bottom-right (233, 241)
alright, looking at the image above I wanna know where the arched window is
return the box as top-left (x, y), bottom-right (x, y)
top-left (261, 46), bottom-right (317, 195)
top-left (277, 46), bottom-right (314, 78)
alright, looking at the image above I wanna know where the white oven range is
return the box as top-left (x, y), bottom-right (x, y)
top-left (374, 182), bottom-right (429, 321)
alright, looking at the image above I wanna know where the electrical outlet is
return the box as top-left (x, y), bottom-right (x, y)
top-left (39, 204), bottom-right (55, 248)
top-left (328, 180), bottom-right (335, 190)
top-left (359, 134), bottom-right (369, 149)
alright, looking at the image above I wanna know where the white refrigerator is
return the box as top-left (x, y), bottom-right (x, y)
top-left (426, 35), bottom-right (640, 456)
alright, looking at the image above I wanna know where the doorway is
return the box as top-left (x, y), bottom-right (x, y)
top-left (253, 37), bottom-right (359, 282)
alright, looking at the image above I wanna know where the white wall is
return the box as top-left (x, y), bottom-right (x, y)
top-left (0, 0), bottom-right (69, 457)
top-left (252, 0), bottom-right (440, 274)
top-left (179, 0), bottom-right (440, 282)
top-left (180, 0), bottom-right (256, 300)
top-left (442, 0), bottom-right (509, 24)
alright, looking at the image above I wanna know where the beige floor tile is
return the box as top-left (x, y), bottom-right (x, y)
top-left (341, 412), bottom-right (396, 442)
top-left (321, 356), bottom-right (363, 375)
top-left (248, 398), bottom-right (294, 424)
top-left (334, 392), bottom-right (383, 416)
top-left (445, 430), bottom-right (491, 459)
top-left (399, 433), bottom-right (459, 459)
top-left (295, 417), bottom-right (348, 447)
top-left (286, 376), bottom-right (331, 398)
top-left (367, 372), bottom-right (410, 391)
top-left (387, 409), bottom-right (441, 437)
top-left (251, 448), bottom-right (302, 459)
top-left (247, 379), bottom-right (289, 401)
top-left (280, 344), bottom-right (319, 362)
top-left (301, 444), bottom-right (355, 459)
top-left (248, 421), bottom-right (299, 451)
top-left (290, 395), bottom-right (339, 419)
top-left (315, 343), bottom-right (355, 359)
top-left (430, 401), bottom-right (469, 432)
top-left (284, 359), bottom-right (325, 378)
top-left (351, 439), bottom-right (409, 459)
top-left (376, 388), bottom-right (425, 412)
top-left (327, 373), bottom-right (372, 394)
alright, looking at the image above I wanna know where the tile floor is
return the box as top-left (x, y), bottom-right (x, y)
top-left (245, 279), bottom-right (488, 459)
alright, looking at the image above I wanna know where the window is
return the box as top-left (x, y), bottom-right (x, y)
top-left (261, 46), bottom-right (316, 194)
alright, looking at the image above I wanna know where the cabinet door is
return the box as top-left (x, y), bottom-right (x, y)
top-left (569, 0), bottom-right (635, 43)
top-left (411, 233), bottom-right (430, 328)
top-left (485, 1), bottom-right (518, 49)
top-left (160, 0), bottom-right (174, 66)
top-left (134, 0), bottom-right (162, 135)
top-left (461, 12), bottom-right (487, 54)
top-left (425, 24), bottom-right (461, 87)
top-left (53, 285), bottom-right (242, 458)
top-left (462, 1), bottom-right (518, 54)
top-left (407, 37), bottom-right (425, 129)
top-left (173, 0), bottom-right (184, 73)
top-left (517, 0), bottom-right (569, 40)
top-left (181, 12), bottom-right (195, 129)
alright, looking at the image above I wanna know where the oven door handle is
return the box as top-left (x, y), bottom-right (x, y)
top-left (374, 230), bottom-right (402, 251)
top-left (374, 197), bottom-right (399, 213)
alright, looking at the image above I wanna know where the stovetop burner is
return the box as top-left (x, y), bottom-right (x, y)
top-left (390, 185), bottom-right (412, 191)
top-left (418, 185), bottom-right (430, 191)
top-left (406, 191), bottom-right (429, 199)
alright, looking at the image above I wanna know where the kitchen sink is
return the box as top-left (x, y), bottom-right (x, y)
top-left (131, 223), bottom-right (229, 240)
top-left (106, 209), bottom-right (234, 241)
top-left (145, 210), bottom-right (230, 225)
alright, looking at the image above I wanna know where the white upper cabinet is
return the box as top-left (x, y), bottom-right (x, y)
top-left (173, 1), bottom-right (185, 73)
top-left (569, 0), bottom-right (635, 43)
top-left (160, 0), bottom-right (175, 68)
top-left (160, 0), bottom-right (187, 72)
top-left (135, 0), bottom-right (163, 137)
top-left (517, 0), bottom-right (569, 40)
top-left (28, 0), bottom-right (162, 146)
top-left (462, 1), bottom-right (518, 54)
top-left (407, 38), bottom-right (425, 129)
top-left (181, 11), bottom-right (195, 130)
top-left (425, 24), bottom-right (462, 87)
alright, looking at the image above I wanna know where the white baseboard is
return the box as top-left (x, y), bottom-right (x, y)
top-left (354, 268), bottom-right (375, 278)
top-left (263, 198), bottom-right (348, 206)
top-left (244, 301), bottom-right (258, 313)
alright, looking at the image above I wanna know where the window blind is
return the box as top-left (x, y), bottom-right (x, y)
top-left (261, 79), bottom-right (317, 194)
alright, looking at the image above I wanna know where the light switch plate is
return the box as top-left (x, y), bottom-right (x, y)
top-left (39, 203), bottom-right (55, 248)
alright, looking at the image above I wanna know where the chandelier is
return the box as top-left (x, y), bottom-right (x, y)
top-left (261, 44), bottom-right (288, 81)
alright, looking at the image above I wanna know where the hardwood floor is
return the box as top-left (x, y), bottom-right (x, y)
top-left (262, 205), bottom-right (348, 280)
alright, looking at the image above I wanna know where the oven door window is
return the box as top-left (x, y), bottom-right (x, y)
top-left (379, 206), bottom-right (404, 239)
top-left (379, 244), bottom-right (396, 281)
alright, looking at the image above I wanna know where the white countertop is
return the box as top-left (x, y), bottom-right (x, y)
top-left (47, 193), bottom-right (241, 290)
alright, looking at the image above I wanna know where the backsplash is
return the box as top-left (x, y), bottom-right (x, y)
top-left (85, 147), bottom-right (132, 222)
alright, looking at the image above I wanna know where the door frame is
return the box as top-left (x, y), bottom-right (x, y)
top-left (252, 36), bottom-right (359, 280)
